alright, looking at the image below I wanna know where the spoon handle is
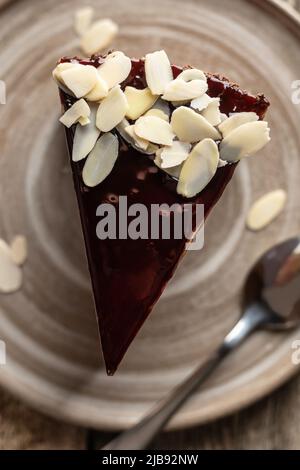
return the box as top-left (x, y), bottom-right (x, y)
top-left (103, 302), bottom-right (266, 450)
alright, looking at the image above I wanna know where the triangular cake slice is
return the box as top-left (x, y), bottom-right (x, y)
top-left (53, 50), bottom-right (270, 374)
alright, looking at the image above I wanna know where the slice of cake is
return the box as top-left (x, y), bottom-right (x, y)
top-left (53, 50), bottom-right (270, 374)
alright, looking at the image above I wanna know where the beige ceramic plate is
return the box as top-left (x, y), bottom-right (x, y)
top-left (0, 0), bottom-right (300, 431)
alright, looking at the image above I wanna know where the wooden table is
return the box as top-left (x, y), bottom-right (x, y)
top-left (1, 0), bottom-right (300, 450)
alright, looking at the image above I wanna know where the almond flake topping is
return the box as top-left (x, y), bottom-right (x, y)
top-left (72, 105), bottom-right (101, 162)
top-left (125, 125), bottom-right (150, 151)
top-left (98, 51), bottom-right (132, 90)
top-left (162, 78), bottom-right (208, 101)
top-left (134, 116), bottom-right (175, 146)
top-left (96, 86), bottom-right (128, 132)
top-left (177, 68), bottom-right (207, 82)
top-left (171, 106), bottom-right (221, 143)
top-left (145, 50), bottom-right (173, 95)
top-left (60, 99), bottom-right (90, 128)
top-left (246, 190), bottom-right (287, 231)
top-left (201, 98), bottom-right (221, 126)
top-left (154, 153), bottom-right (182, 179)
top-left (82, 132), bottom-right (119, 187)
top-left (80, 19), bottom-right (118, 55)
top-left (220, 121), bottom-right (270, 162)
top-left (144, 108), bottom-right (169, 121)
top-left (74, 7), bottom-right (94, 36)
top-left (218, 112), bottom-right (259, 137)
top-left (191, 93), bottom-right (214, 112)
top-left (158, 141), bottom-right (191, 168)
top-left (177, 139), bottom-right (219, 197)
top-left (61, 64), bottom-right (99, 98)
top-left (10, 235), bottom-right (28, 266)
top-left (125, 87), bottom-right (158, 120)
top-left (85, 76), bottom-right (108, 101)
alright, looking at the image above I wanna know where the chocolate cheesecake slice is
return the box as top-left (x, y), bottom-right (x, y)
top-left (53, 50), bottom-right (270, 374)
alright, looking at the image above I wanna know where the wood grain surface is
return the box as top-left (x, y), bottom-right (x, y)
top-left (1, 0), bottom-right (300, 449)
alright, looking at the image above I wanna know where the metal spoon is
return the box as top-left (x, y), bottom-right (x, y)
top-left (102, 236), bottom-right (300, 450)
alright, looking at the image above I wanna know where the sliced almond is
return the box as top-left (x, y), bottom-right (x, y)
top-left (176, 68), bottom-right (207, 82)
top-left (59, 99), bottom-right (90, 128)
top-left (201, 98), bottom-right (221, 126)
top-left (171, 106), bottom-right (221, 143)
top-left (134, 116), bottom-right (175, 146)
top-left (52, 62), bottom-right (74, 84)
top-left (61, 64), bottom-right (98, 98)
top-left (98, 51), bottom-right (132, 90)
top-left (10, 235), bottom-right (27, 266)
top-left (145, 50), bottom-right (173, 95)
top-left (219, 112), bottom-right (259, 138)
top-left (84, 76), bottom-right (108, 101)
top-left (73, 105), bottom-right (101, 162)
top-left (125, 125), bottom-right (149, 151)
top-left (152, 98), bottom-right (171, 118)
top-left (220, 121), bottom-right (270, 162)
top-left (154, 152), bottom-right (182, 179)
top-left (177, 139), bottom-right (219, 197)
top-left (78, 116), bottom-right (90, 126)
top-left (74, 7), bottom-right (94, 36)
top-left (80, 19), bottom-right (118, 55)
top-left (0, 243), bottom-right (22, 293)
top-left (191, 93), bottom-right (214, 112)
top-left (144, 108), bottom-right (169, 121)
top-left (116, 119), bottom-right (152, 155)
top-left (96, 86), bottom-right (128, 132)
top-left (146, 143), bottom-right (159, 154)
top-left (125, 87), bottom-right (158, 120)
top-left (82, 132), bottom-right (119, 187)
top-left (246, 190), bottom-right (287, 231)
top-left (162, 78), bottom-right (208, 101)
top-left (158, 141), bottom-right (191, 168)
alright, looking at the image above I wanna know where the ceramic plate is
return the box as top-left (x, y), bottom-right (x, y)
top-left (0, 0), bottom-right (300, 430)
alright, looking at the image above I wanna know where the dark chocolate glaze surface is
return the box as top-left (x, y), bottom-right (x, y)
top-left (59, 55), bottom-right (270, 374)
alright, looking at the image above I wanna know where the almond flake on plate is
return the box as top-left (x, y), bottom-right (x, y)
top-left (60, 99), bottom-right (90, 128)
top-left (171, 106), bottom-right (221, 143)
top-left (201, 98), bottom-right (222, 127)
top-left (85, 76), bottom-right (109, 101)
top-left (246, 190), bottom-right (287, 231)
top-left (61, 64), bottom-right (99, 98)
top-left (220, 121), bottom-right (270, 162)
top-left (10, 235), bottom-right (27, 266)
top-left (134, 116), bottom-right (175, 146)
top-left (158, 141), bottom-right (191, 168)
top-left (176, 68), bottom-right (207, 83)
top-left (98, 51), bottom-right (132, 90)
top-left (219, 112), bottom-right (259, 138)
top-left (74, 7), bottom-right (94, 36)
top-left (162, 78), bottom-right (208, 101)
top-left (80, 19), bottom-right (118, 55)
top-left (0, 242), bottom-right (23, 294)
top-left (125, 125), bottom-right (150, 151)
top-left (177, 139), bottom-right (219, 197)
top-left (145, 50), bottom-right (173, 95)
top-left (73, 105), bottom-right (101, 162)
top-left (82, 132), bottom-right (119, 187)
top-left (96, 85), bottom-right (128, 132)
top-left (125, 87), bottom-right (158, 120)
